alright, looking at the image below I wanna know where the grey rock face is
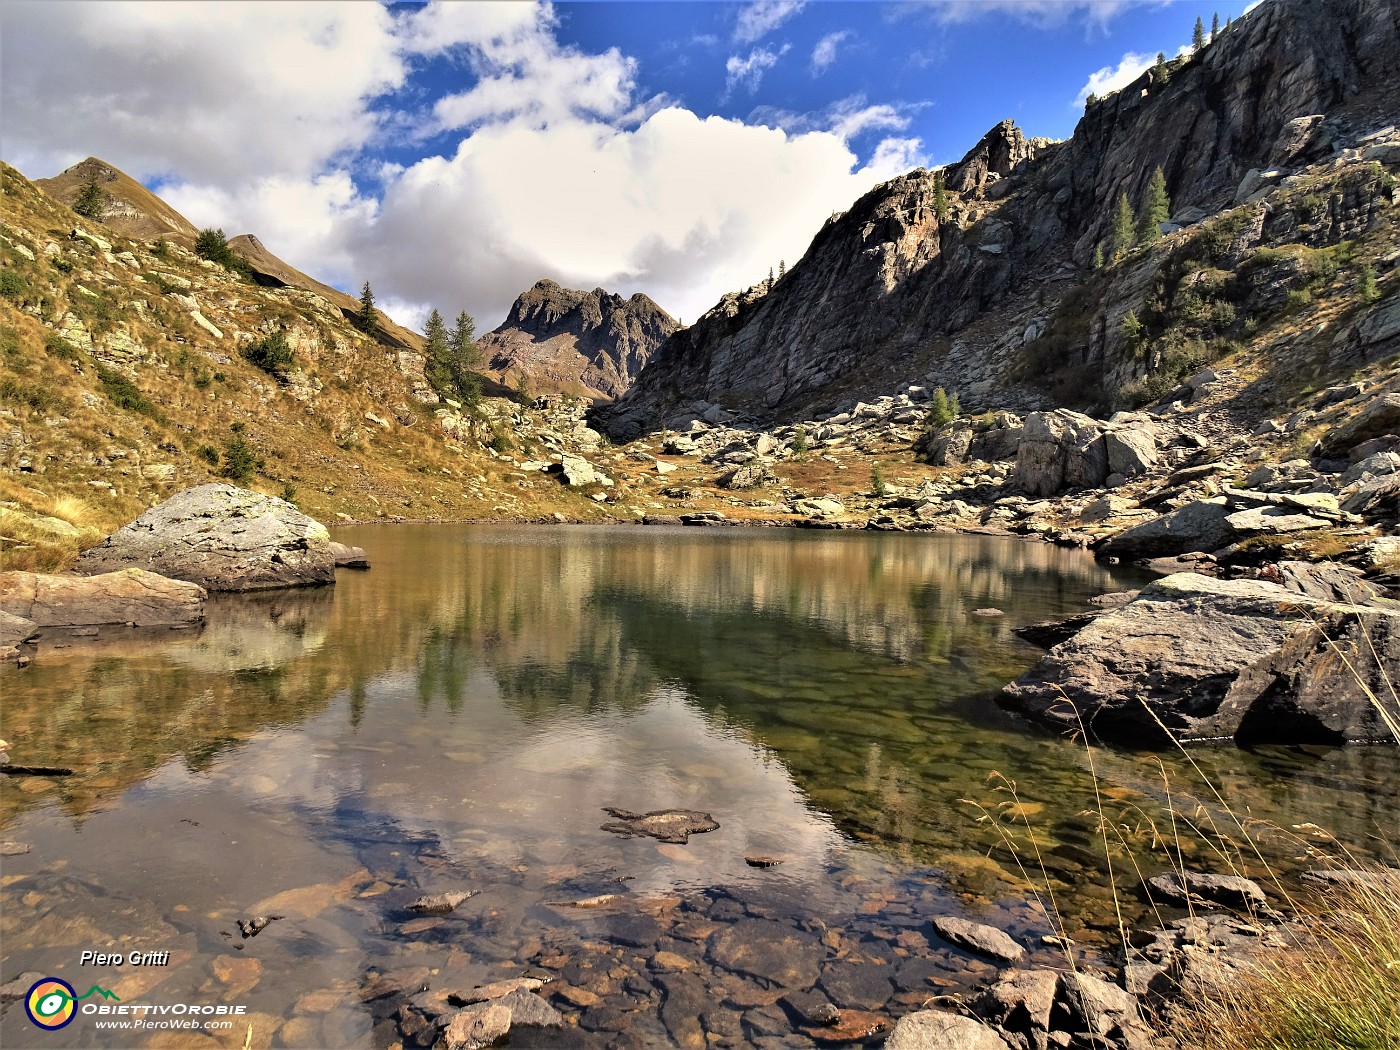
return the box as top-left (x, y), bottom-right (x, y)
top-left (76, 485), bottom-right (335, 592)
top-left (1002, 573), bottom-right (1400, 744)
top-left (1320, 393), bottom-right (1400, 456)
top-left (0, 568), bottom-right (205, 627)
top-left (1015, 411), bottom-right (1108, 496)
top-left (479, 279), bottom-right (677, 399)
top-left (598, 0), bottom-right (1396, 434)
top-left (0, 609), bottom-right (40, 647)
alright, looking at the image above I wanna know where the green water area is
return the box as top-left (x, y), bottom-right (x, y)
top-left (3, 525), bottom-right (1396, 1048)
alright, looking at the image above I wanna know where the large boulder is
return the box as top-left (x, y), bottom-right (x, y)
top-left (1014, 411), bottom-right (1107, 496)
top-left (885, 1010), bottom-right (1011, 1049)
top-left (1098, 498), bottom-right (1240, 559)
top-left (923, 424), bottom-right (974, 466)
top-left (75, 484), bottom-right (335, 592)
top-left (1002, 573), bottom-right (1400, 745)
top-left (967, 412), bottom-right (1024, 463)
top-left (1319, 393), bottom-right (1400, 457)
top-left (0, 568), bottom-right (205, 626)
top-left (1104, 426), bottom-right (1159, 479)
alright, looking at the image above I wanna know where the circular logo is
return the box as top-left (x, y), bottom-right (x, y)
top-left (26, 978), bottom-right (77, 1030)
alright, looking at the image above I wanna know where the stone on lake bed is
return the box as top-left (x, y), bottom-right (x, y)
top-left (442, 1002), bottom-right (511, 1050)
top-left (745, 855), bottom-right (784, 867)
top-left (802, 1008), bottom-right (890, 1044)
top-left (708, 918), bottom-right (823, 987)
top-left (970, 608), bottom-right (1004, 618)
top-left (408, 890), bottom-right (475, 914)
top-left (884, 1010), bottom-right (1013, 1049)
top-left (600, 807), bottom-right (719, 844)
top-left (450, 977), bottom-right (545, 1005)
top-left (930, 916), bottom-right (1026, 964)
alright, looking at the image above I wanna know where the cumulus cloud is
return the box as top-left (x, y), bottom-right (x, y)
top-left (1072, 42), bottom-right (1191, 107)
top-left (362, 107), bottom-right (921, 327)
top-left (734, 0), bottom-right (807, 43)
top-left (0, 0), bottom-right (405, 184)
top-left (724, 46), bottom-right (788, 98)
top-left (1072, 50), bottom-right (1154, 106)
top-left (810, 30), bottom-right (851, 75)
top-left (2, 0), bottom-right (927, 331)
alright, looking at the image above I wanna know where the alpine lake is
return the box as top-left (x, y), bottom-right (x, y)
top-left (3, 524), bottom-right (1397, 1049)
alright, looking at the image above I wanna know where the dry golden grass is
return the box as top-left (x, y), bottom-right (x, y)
top-left (1168, 871), bottom-right (1400, 1050)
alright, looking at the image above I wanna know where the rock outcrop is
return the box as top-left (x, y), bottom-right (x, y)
top-left (76, 484), bottom-right (335, 591)
top-left (1002, 572), bottom-right (1400, 744)
top-left (598, 0), bottom-right (1399, 437)
top-left (479, 280), bottom-right (678, 399)
top-left (0, 568), bottom-right (205, 627)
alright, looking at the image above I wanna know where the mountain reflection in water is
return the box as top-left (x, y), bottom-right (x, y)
top-left (2, 525), bottom-right (1396, 1049)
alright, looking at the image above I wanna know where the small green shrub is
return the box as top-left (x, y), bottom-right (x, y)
top-left (487, 430), bottom-right (513, 453)
top-left (0, 269), bottom-right (26, 300)
top-left (279, 483), bottom-right (298, 504)
top-left (0, 375), bottom-right (64, 412)
top-left (95, 364), bottom-right (164, 421)
top-left (44, 334), bottom-right (81, 361)
top-left (150, 238), bottom-right (169, 259)
top-left (240, 331), bottom-right (295, 376)
top-left (792, 426), bottom-right (809, 457)
top-left (220, 434), bottom-right (259, 483)
top-left (49, 257), bottom-right (73, 274)
top-left (195, 444), bottom-right (220, 466)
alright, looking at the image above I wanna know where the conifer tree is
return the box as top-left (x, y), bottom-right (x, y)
top-left (358, 282), bottom-right (378, 339)
top-left (767, 266), bottom-right (774, 291)
top-left (1211, 12), bottom-right (1220, 41)
top-left (423, 308), bottom-right (452, 399)
top-left (1111, 192), bottom-right (1136, 259)
top-left (449, 311), bottom-right (481, 404)
top-left (1192, 16), bottom-right (1206, 52)
top-left (778, 259), bottom-right (786, 280)
top-left (1153, 52), bottom-right (1169, 84)
top-left (73, 176), bottom-right (107, 219)
top-left (1137, 167), bottom-right (1171, 243)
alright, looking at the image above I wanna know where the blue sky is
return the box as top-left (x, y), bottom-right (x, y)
top-left (3, 0), bottom-right (1259, 329)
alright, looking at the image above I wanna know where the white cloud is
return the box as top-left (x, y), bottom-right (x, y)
top-left (1072, 42), bottom-right (1191, 107)
top-left (924, 0), bottom-right (1135, 28)
top-left (1, 0), bottom-right (927, 333)
top-left (1072, 50), bottom-right (1154, 106)
top-left (724, 46), bottom-right (788, 98)
top-left (0, 1), bottom-right (405, 185)
top-left (734, 0), bottom-right (806, 43)
top-left (810, 30), bottom-right (851, 75)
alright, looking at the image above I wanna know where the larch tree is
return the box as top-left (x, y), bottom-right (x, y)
top-left (1111, 192), bottom-right (1136, 259)
top-left (1137, 167), bottom-right (1171, 243)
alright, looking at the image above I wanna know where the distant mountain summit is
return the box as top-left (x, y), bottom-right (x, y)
top-left (479, 280), bottom-right (678, 399)
top-left (37, 157), bottom-right (198, 243)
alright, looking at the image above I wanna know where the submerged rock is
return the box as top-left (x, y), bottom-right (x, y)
top-left (600, 807), bottom-right (719, 844)
top-left (931, 916), bottom-right (1026, 964)
top-left (408, 890), bottom-right (475, 914)
top-left (76, 484), bottom-right (335, 591)
top-left (1145, 872), bottom-right (1268, 911)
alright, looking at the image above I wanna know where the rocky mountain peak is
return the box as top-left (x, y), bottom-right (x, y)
top-left (947, 119), bottom-right (1042, 196)
top-left (480, 281), bottom-right (678, 399)
top-left (598, 0), bottom-right (1399, 439)
top-left (36, 156), bottom-right (198, 243)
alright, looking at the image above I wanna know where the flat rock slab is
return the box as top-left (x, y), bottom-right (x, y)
top-left (0, 609), bottom-right (39, 646)
top-left (885, 1010), bottom-right (1012, 1049)
top-left (708, 919), bottom-right (823, 988)
top-left (1146, 872), bottom-right (1267, 910)
top-left (930, 917), bottom-right (1025, 964)
top-left (329, 541), bottom-right (370, 569)
top-left (0, 568), bottom-right (205, 627)
top-left (1002, 572), bottom-right (1400, 745)
top-left (77, 483), bottom-right (335, 592)
top-left (450, 978), bottom-right (544, 1005)
top-left (600, 807), bottom-right (719, 844)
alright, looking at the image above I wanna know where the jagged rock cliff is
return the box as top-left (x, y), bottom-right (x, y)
top-left (479, 280), bottom-right (677, 399)
top-left (600, 0), bottom-right (1400, 438)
